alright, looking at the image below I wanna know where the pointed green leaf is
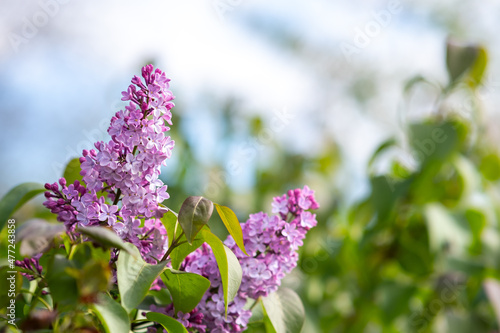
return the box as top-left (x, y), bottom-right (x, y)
top-left (77, 226), bottom-right (132, 254)
top-left (178, 196), bottom-right (214, 244)
top-left (117, 243), bottom-right (168, 313)
top-left (261, 287), bottom-right (305, 333)
top-left (63, 158), bottom-right (83, 185)
top-left (0, 182), bottom-right (45, 231)
top-left (199, 228), bottom-right (242, 315)
top-left (161, 268), bottom-right (210, 313)
top-left (146, 312), bottom-right (188, 333)
top-left (92, 293), bottom-right (130, 333)
top-left (214, 203), bottom-right (248, 255)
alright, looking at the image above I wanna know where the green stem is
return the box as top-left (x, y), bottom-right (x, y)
top-left (249, 297), bottom-right (261, 311)
top-left (160, 231), bottom-right (185, 262)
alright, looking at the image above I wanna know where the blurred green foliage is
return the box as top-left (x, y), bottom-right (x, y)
top-left (163, 40), bottom-right (500, 332)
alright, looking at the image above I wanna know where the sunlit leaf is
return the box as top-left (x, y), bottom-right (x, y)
top-left (199, 228), bottom-right (242, 315)
top-left (214, 203), bottom-right (247, 255)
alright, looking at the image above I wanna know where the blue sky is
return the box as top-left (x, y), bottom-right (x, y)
top-left (1, 0), bottom-right (500, 202)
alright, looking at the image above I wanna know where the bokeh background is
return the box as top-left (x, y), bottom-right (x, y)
top-left (2, 0), bottom-right (500, 332)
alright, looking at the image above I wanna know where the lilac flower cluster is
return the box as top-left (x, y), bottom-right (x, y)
top-left (15, 254), bottom-right (43, 281)
top-left (151, 186), bottom-right (319, 332)
top-left (42, 65), bottom-right (175, 262)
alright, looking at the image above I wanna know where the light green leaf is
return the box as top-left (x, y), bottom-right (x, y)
top-left (178, 196), bottom-right (214, 244)
top-left (146, 312), bottom-right (188, 333)
top-left (161, 269), bottom-right (210, 314)
top-left (63, 158), bottom-right (83, 185)
top-left (0, 182), bottom-right (45, 231)
top-left (261, 287), bottom-right (305, 333)
top-left (214, 203), bottom-right (248, 255)
top-left (92, 293), bottom-right (130, 333)
top-left (117, 243), bottom-right (168, 313)
top-left (199, 228), bottom-right (242, 315)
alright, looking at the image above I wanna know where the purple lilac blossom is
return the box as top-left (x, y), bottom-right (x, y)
top-left (150, 186), bottom-right (319, 333)
top-left (42, 65), bottom-right (174, 263)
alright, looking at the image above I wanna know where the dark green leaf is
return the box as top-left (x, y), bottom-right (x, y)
top-left (92, 293), bottom-right (130, 333)
top-left (214, 203), bottom-right (247, 255)
top-left (199, 228), bottom-right (242, 315)
top-left (178, 196), bottom-right (214, 244)
top-left (261, 287), bottom-right (305, 333)
top-left (146, 312), bottom-right (188, 333)
top-left (161, 269), bottom-right (210, 314)
top-left (0, 183), bottom-right (45, 231)
top-left (77, 226), bottom-right (132, 254)
top-left (446, 40), bottom-right (479, 85)
top-left (117, 243), bottom-right (168, 313)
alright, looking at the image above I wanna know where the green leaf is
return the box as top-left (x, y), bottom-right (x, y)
top-left (199, 228), bottom-right (242, 315)
top-left (117, 243), bottom-right (168, 313)
top-left (446, 40), bottom-right (479, 85)
top-left (368, 138), bottom-right (397, 169)
top-left (214, 203), bottom-right (248, 255)
top-left (178, 196), bottom-right (214, 244)
top-left (0, 182), bottom-right (45, 231)
top-left (63, 158), bottom-right (83, 185)
top-left (161, 268), bottom-right (210, 314)
top-left (92, 293), bottom-right (130, 333)
top-left (146, 312), bottom-right (188, 333)
top-left (467, 45), bottom-right (488, 88)
top-left (261, 287), bottom-right (305, 333)
top-left (45, 254), bottom-right (79, 305)
top-left (17, 219), bottom-right (66, 256)
top-left (169, 234), bottom-right (204, 270)
top-left (77, 226), bottom-right (132, 254)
